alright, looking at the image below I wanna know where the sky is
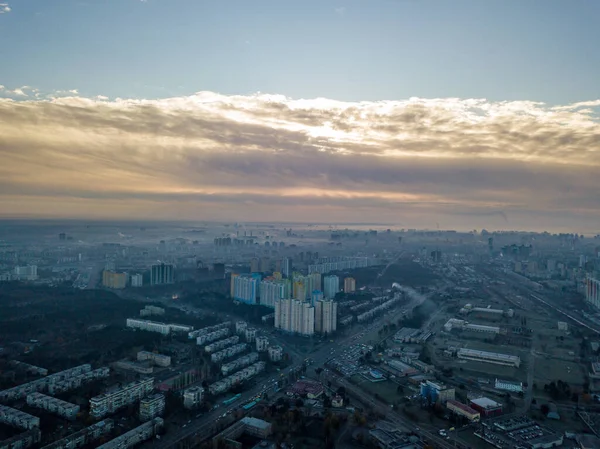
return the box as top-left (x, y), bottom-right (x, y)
top-left (1, 0), bottom-right (599, 232)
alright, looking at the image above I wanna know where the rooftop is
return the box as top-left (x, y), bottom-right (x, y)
top-left (470, 397), bottom-right (502, 409)
top-left (241, 417), bottom-right (271, 430)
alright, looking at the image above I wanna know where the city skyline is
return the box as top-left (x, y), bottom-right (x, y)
top-left (1, 0), bottom-right (599, 233)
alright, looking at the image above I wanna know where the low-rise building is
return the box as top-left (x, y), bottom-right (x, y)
top-left (420, 380), bottom-right (455, 404)
top-left (96, 418), bottom-right (163, 449)
top-left (255, 336), bottom-right (269, 352)
top-left (126, 319), bottom-right (193, 336)
top-left (139, 394), bottom-right (165, 421)
top-left (245, 328), bottom-right (257, 343)
top-left (469, 397), bottom-right (503, 417)
top-left (26, 393), bottom-right (79, 420)
top-left (446, 399), bottom-right (480, 422)
top-left (0, 428), bottom-right (41, 449)
top-left (213, 417), bottom-right (273, 444)
top-left (221, 353), bottom-right (259, 376)
top-left (40, 420), bottom-right (114, 449)
top-left (90, 377), bottom-right (154, 418)
top-left (0, 405), bottom-right (40, 430)
top-left (268, 345), bottom-right (283, 362)
top-left (210, 343), bottom-right (248, 363)
top-left (137, 351), bottom-right (171, 367)
top-left (494, 378), bottom-right (524, 393)
top-left (235, 321), bottom-right (248, 335)
top-left (204, 336), bottom-right (239, 354)
top-left (48, 367), bottom-right (110, 395)
top-left (183, 387), bottom-right (204, 409)
top-left (457, 348), bottom-right (520, 367)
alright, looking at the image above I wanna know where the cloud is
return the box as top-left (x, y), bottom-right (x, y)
top-left (0, 88), bottom-right (599, 231)
top-left (0, 3), bottom-right (10, 14)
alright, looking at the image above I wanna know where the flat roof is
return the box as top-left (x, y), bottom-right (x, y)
top-left (458, 348), bottom-right (519, 361)
top-left (241, 417), bottom-right (271, 430)
top-left (470, 397), bottom-right (502, 409)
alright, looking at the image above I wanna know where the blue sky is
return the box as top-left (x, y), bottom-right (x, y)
top-left (2, 0), bottom-right (600, 103)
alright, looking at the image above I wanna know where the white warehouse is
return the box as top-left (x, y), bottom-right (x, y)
top-left (457, 348), bottom-right (520, 368)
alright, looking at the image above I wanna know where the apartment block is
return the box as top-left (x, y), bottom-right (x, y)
top-left (26, 393), bottom-right (80, 420)
top-left (183, 387), bottom-right (204, 409)
top-left (268, 346), bottom-right (283, 362)
top-left (139, 394), bottom-right (165, 421)
top-left (151, 263), bottom-right (174, 285)
top-left (221, 353), bottom-right (259, 376)
top-left (90, 378), bottom-right (154, 418)
top-left (126, 318), bottom-right (193, 336)
top-left (323, 275), bottom-right (339, 299)
top-left (343, 277), bottom-right (356, 293)
top-left (40, 420), bottom-right (113, 449)
top-left (204, 336), bottom-right (239, 354)
top-left (0, 405), bottom-right (40, 430)
top-left (315, 299), bottom-right (337, 334)
top-left (96, 418), bottom-right (163, 449)
top-left (210, 343), bottom-right (248, 363)
top-left (255, 336), bottom-right (269, 352)
top-left (187, 321), bottom-right (231, 340)
top-left (0, 428), bottom-right (41, 449)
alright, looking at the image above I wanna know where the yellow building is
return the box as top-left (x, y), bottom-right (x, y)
top-left (293, 281), bottom-right (306, 301)
top-left (102, 270), bottom-right (127, 289)
top-left (272, 271), bottom-right (282, 281)
top-left (344, 277), bottom-right (356, 293)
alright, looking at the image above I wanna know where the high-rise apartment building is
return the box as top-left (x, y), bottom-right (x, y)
top-left (311, 290), bottom-right (324, 306)
top-left (233, 274), bottom-right (260, 305)
top-left (293, 279), bottom-right (306, 301)
top-left (14, 265), bottom-right (38, 281)
top-left (259, 257), bottom-right (270, 272)
top-left (324, 275), bottom-right (339, 299)
top-left (230, 273), bottom-right (239, 297)
top-left (102, 271), bottom-right (127, 289)
top-left (315, 299), bottom-right (337, 334)
top-left (343, 277), bottom-right (356, 293)
top-left (250, 257), bottom-right (260, 273)
top-left (260, 280), bottom-right (287, 308)
top-left (282, 257), bottom-right (292, 278)
top-left (274, 299), bottom-right (314, 336)
top-left (130, 274), bottom-right (143, 287)
top-left (309, 272), bottom-right (322, 292)
top-left (586, 277), bottom-right (600, 310)
top-left (151, 263), bottom-right (174, 286)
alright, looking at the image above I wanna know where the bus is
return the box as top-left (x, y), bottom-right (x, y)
top-left (222, 393), bottom-right (242, 406)
top-left (242, 400), bottom-right (257, 410)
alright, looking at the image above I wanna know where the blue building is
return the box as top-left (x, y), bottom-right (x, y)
top-left (420, 380), bottom-right (455, 404)
top-left (233, 274), bottom-right (261, 305)
top-left (311, 290), bottom-right (324, 306)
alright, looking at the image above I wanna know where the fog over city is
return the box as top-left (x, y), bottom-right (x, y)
top-left (2, 1), bottom-right (600, 448)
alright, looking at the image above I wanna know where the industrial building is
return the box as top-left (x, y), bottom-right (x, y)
top-left (96, 418), bottom-right (163, 449)
top-left (137, 351), bottom-right (171, 367)
top-left (420, 380), bottom-right (455, 404)
top-left (188, 321), bottom-right (231, 340)
top-left (459, 304), bottom-right (514, 319)
top-left (204, 336), bottom-right (239, 353)
top-left (469, 397), bottom-right (503, 417)
top-left (126, 319), bottom-right (193, 336)
top-left (183, 387), bottom-right (204, 409)
top-left (457, 348), bottom-right (521, 367)
top-left (446, 399), bottom-right (480, 422)
top-left (196, 328), bottom-right (230, 345)
top-left (89, 377), bottom-right (154, 418)
top-left (494, 379), bottom-right (524, 393)
top-left (221, 353), bottom-right (259, 376)
top-left (208, 362), bottom-right (265, 395)
top-left (0, 405), bottom-right (40, 430)
top-left (255, 336), bottom-right (269, 352)
top-left (0, 364), bottom-right (92, 401)
top-left (210, 343), bottom-right (248, 363)
top-left (40, 420), bottom-right (113, 449)
top-left (0, 428), bottom-right (41, 449)
top-left (443, 318), bottom-right (501, 334)
top-left (26, 393), bottom-right (80, 420)
top-left (268, 346), bottom-right (283, 362)
top-left (139, 394), bottom-right (165, 421)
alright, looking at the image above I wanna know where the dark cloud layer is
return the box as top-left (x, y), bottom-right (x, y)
top-left (0, 91), bottom-right (599, 231)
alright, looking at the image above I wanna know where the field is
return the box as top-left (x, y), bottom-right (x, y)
top-left (350, 375), bottom-right (404, 404)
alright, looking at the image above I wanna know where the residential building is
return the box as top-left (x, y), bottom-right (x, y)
top-left (139, 394), bottom-right (165, 421)
top-left (293, 278), bottom-right (307, 301)
top-left (420, 380), bottom-right (455, 404)
top-left (196, 328), bottom-right (230, 345)
top-left (0, 428), bottom-right (41, 449)
top-left (204, 336), bottom-right (239, 353)
top-left (259, 257), bottom-right (270, 272)
top-left (308, 257), bottom-right (372, 274)
top-left (0, 405), bottom-right (40, 430)
top-left (210, 343), bottom-right (247, 363)
top-left (315, 299), bottom-right (337, 334)
top-left (40, 420), bottom-right (113, 449)
top-left (268, 345), bottom-right (283, 362)
top-left (89, 378), bottom-right (154, 418)
top-left (255, 336), bottom-right (269, 352)
top-left (260, 280), bottom-right (287, 308)
top-left (150, 263), bottom-right (174, 286)
top-left (102, 271), bottom-right (127, 289)
top-left (183, 387), bottom-right (204, 409)
top-left (446, 400), bottom-right (480, 422)
top-left (139, 305), bottom-right (165, 317)
top-left (26, 393), bottom-right (79, 420)
top-left (96, 418), bottom-right (163, 449)
top-left (214, 417), bottom-right (273, 443)
top-left (274, 298), bottom-right (314, 336)
top-left (221, 353), bottom-right (259, 376)
top-left (230, 273), bottom-right (239, 297)
top-left (126, 319), bottom-right (192, 336)
top-left (130, 274), bottom-right (143, 287)
top-left (457, 348), bottom-right (520, 367)
top-left (282, 257), bottom-right (292, 278)
top-left (250, 257), bottom-right (260, 273)
top-left (323, 275), bottom-right (339, 299)
top-left (311, 290), bottom-right (324, 306)
top-left (233, 274), bottom-right (260, 305)
top-left (309, 272), bottom-right (322, 292)
top-left (586, 277), bottom-right (600, 310)
top-left (14, 265), bottom-right (38, 281)
top-left (343, 277), bottom-right (356, 293)
top-left (0, 365), bottom-right (92, 401)
top-left (245, 328), bottom-right (257, 343)
top-left (235, 321), bottom-right (248, 335)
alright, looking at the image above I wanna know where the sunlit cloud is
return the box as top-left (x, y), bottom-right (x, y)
top-left (0, 88), bottom-right (599, 231)
top-left (0, 3), bottom-right (11, 14)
